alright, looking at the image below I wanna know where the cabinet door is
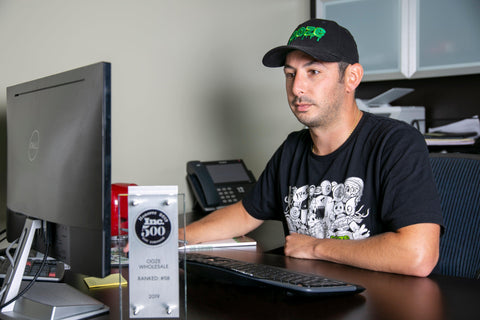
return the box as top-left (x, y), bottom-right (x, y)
top-left (409, 0), bottom-right (480, 78)
top-left (316, 0), bottom-right (409, 81)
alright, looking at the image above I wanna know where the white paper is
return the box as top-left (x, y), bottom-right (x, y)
top-left (428, 116), bottom-right (480, 138)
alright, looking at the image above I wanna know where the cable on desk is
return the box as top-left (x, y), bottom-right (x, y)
top-left (0, 223), bottom-right (50, 309)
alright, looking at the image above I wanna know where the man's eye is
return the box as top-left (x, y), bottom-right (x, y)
top-left (309, 69), bottom-right (320, 75)
top-left (285, 72), bottom-right (295, 79)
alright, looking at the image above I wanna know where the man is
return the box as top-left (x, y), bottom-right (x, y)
top-left (181, 19), bottom-right (443, 277)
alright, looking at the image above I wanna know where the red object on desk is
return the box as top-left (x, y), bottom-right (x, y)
top-left (111, 183), bottom-right (137, 236)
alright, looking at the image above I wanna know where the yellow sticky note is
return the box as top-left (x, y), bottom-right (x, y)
top-left (84, 273), bottom-right (128, 289)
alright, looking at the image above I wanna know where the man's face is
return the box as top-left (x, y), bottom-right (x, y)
top-left (283, 50), bottom-right (346, 129)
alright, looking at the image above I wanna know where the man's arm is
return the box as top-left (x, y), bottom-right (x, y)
top-left (284, 223), bottom-right (440, 277)
top-left (180, 201), bottom-right (264, 245)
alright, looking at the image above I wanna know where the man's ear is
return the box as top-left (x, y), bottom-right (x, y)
top-left (344, 63), bottom-right (363, 93)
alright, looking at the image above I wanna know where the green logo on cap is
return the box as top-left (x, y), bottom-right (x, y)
top-left (288, 26), bottom-right (326, 44)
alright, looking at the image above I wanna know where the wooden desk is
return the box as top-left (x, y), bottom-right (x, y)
top-left (65, 248), bottom-right (479, 320)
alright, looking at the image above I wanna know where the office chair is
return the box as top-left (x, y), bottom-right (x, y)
top-left (429, 153), bottom-right (480, 279)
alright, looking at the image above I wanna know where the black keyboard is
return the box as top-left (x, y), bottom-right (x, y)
top-left (0, 256), bottom-right (66, 282)
top-left (181, 253), bottom-right (365, 296)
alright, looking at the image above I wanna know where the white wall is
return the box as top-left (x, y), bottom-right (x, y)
top-left (0, 0), bottom-right (309, 222)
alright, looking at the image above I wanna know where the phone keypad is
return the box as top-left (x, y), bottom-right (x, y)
top-left (217, 187), bottom-right (238, 204)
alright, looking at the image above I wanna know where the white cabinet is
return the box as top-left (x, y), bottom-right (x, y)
top-left (314, 0), bottom-right (480, 81)
top-left (411, 0), bottom-right (480, 79)
top-left (315, 0), bottom-right (408, 81)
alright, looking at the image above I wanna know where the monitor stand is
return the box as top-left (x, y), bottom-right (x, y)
top-left (0, 218), bottom-right (109, 319)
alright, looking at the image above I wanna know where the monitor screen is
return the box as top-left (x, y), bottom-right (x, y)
top-left (6, 62), bottom-right (111, 278)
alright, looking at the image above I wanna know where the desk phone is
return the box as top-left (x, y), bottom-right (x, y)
top-left (186, 159), bottom-right (256, 212)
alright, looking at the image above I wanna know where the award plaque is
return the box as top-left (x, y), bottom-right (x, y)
top-left (128, 186), bottom-right (180, 318)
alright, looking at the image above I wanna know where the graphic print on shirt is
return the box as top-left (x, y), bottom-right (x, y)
top-left (284, 177), bottom-right (370, 240)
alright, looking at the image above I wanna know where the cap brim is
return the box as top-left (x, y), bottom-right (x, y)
top-left (262, 45), bottom-right (341, 68)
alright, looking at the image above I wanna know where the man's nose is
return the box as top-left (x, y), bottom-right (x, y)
top-left (292, 74), bottom-right (306, 96)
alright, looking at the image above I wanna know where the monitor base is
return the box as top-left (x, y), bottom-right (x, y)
top-left (0, 281), bottom-right (109, 320)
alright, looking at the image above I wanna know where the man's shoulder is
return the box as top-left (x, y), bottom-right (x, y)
top-left (362, 112), bottom-right (424, 139)
top-left (360, 112), bottom-right (428, 159)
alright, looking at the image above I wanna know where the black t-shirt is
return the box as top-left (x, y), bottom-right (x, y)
top-left (242, 112), bottom-right (443, 240)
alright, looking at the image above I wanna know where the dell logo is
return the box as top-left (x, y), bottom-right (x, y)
top-left (28, 129), bottom-right (40, 162)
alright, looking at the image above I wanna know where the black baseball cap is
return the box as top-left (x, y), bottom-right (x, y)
top-left (262, 19), bottom-right (359, 67)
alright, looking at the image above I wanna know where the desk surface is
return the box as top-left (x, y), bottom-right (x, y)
top-left (64, 247), bottom-right (479, 320)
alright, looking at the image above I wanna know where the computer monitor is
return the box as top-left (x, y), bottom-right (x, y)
top-left (1, 62), bottom-right (112, 318)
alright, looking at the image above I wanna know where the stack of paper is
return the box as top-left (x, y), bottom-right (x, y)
top-left (178, 236), bottom-right (256, 251)
top-left (425, 116), bottom-right (479, 146)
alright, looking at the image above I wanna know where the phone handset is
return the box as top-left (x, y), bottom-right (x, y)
top-left (186, 161), bottom-right (221, 209)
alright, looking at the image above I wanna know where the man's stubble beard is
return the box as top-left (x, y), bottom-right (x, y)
top-left (290, 95), bottom-right (342, 129)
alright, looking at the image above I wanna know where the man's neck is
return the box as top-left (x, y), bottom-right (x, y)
top-left (310, 107), bottom-right (362, 156)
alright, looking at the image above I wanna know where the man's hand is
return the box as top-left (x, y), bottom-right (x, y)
top-left (284, 233), bottom-right (320, 259)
